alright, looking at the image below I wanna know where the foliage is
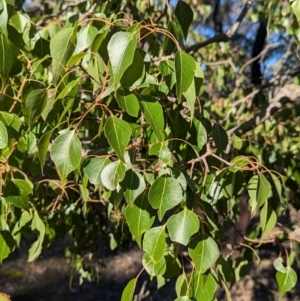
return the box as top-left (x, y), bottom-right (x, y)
top-left (0, 0), bottom-right (300, 299)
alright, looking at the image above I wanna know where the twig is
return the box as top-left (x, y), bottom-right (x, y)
top-left (186, 0), bottom-right (256, 54)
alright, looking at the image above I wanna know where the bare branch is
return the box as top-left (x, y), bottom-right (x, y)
top-left (186, 0), bottom-right (256, 54)
top-left (227, 84), bottom-right (300, 137)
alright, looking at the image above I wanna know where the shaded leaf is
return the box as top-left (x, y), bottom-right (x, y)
top-left (175, 0), bottom-right (194, 39)
top-left (0, 231), bottom-right (15, 263)
top-left (37, 129), bottom-right (54, 172)
top-left (189, 272), bottom-right (217, 301)
top-left (120, 169), bottom-right (146, 205)
top-left (260, 202), bottom-right (277, 238)
top-left (212, 123), bottom-right (228, 153)
top-left (116, 88), bottom-right (140, 117)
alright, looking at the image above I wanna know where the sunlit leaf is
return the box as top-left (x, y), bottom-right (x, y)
top-left (167, 207), bottom-right (199, 246)
top-left (276, 266), bottom-right (297, 297)
top-left (121, 278), bottom-right (137, 301)
top-left (50, 130), bottom-right (82, 184)
top-left (148, 176), bottom-right (183, 221)
top-left (0, 120), bottom-right (8, 149)
top-left (143, 226), bottom-right (166, 262)
top-left (101, 160), bottom-right (126, 191)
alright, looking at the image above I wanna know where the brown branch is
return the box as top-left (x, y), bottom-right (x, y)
top-left (227, 84), bottom-right (300, 137)
top-left (186, 0), bottom-right (256, 54)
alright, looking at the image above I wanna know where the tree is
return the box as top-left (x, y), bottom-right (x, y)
top-left (0, 0), bottom-right (299, 299)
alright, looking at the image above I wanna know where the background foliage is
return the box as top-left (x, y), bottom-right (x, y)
top-left (0, 0), bottom-right (300, 300)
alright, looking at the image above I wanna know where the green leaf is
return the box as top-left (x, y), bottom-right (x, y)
top-left (188, 234), bottom-right (219, 273)
top-left (104, 116), bottom-right (132, 162)
top-left (0, 231), bottom-right (15, 263)
top-left (175, 50), bottom-right (196, 103)
top-left (167, 207), bottom-right (199, 246)
top-left (189, 272), bottom-right (217, 301)
top-left (50, 28), bottom-right (75, 82)
top-left (124, 194), bottom-right (155, 248)
top-left (143, 226), bottom-right (166, 262)
top-left (248, 174), bottom-right (271, 213)
top-left (0, 34), bottom-right (19, 78)
top-left (212, 123), bottom-right (228, 153)
top-left (174, 297), bottom-right (191, 301)
top-left (159, 59), bottom-right (176, 90)
top-left (139, 95), bottom-right (164, 141)
top-left (292, 0), bottom-right (300, 22)
top-left (84, 157), bottom-right (111, 189)
top-left (116, 88), bottom-right (140, 117)
top-left (121, 278), bottom-right (137, 301)
top-left (107, 31), bottom-right (138, 89)
top-left (50, 130), bottom-right (82, 184)
top-left (73, 24), bottom-right (98, 54)
top-left (120, 169), bottom-right (146, 205)
top-left (260, 202), bottom-right (277, 238)
top-left (0, 292), bottom-right (11, 301)
top-left (148, 175), bottom-right (183, 221)
top-left (4, 179), bottom-right (32, 211)
top-left (56, 79), bottom-right (79, 100)
top-left (28, 212), bottom-right (45, 262)
top-left (276, 266), bottom-right (297, 297)
top-left (192, 118), bottom-right (206, 150)
top-left (274, 258), bottom-right (286, 273)
top-left (142, 252), bottom-right (166, 276)
top-left (149, 142), bottom-right (173, 166)
top-left (121, 50), bottom-right (145, 88)
top-left (101, 160), bottom-right (126, 191)
top-left (175, 0), bottom-right (194, 39)
top-left (0, 0), bottom-right (8, 36)
top-left (37, 129), bottom-right (54, 172)
top-left (0, 120), bottom-right (7, 149)
top-left (25, 89), bottom-right (47, 127)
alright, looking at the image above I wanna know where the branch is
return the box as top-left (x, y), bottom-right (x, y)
top-left (186, 0), bottom-right (256, 54)
top-left (227, 84), bottom-right (300, 137)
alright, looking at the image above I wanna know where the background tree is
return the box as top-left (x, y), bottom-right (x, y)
top-left (0, 0), bottom-right (300, 300)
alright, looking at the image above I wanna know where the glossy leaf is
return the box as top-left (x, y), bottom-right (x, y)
top-left (143, 226), bottom-right (166, 262)
top-left (101, 160), bottom-right (126, 191)
top-left (124, 194), bottom-right (155, 248)
top-left (188, 234), bottom-right (219, 273)
top-left (104, 116), bottom-right (132, 162)
top-left (107, 31), bottom-right (138, 89)
top-left (276, 266), bottom-right (297, 297)
top-left (139, 95), bottom-right (164, 141)
top-left (50, 130), bottom-right (82, 184)
top-left (50, 28), bottom-right (75, 82)
top-left (167, 207), bottom-right (199, 246)
top-left (84, 157), bottom-right (111, 189)
top-left (148, 176), bottom-right (183, 221)
top-left (73, 24), bottom-right (98, 54)
top-left (0, 120), bottom-right (7, 149)
top-left (175, 50), bottom-right (196, 103)
top-left (120, 169), bottom-right (146, 205)
top-left (121, 278), bottom-right (137, 301)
